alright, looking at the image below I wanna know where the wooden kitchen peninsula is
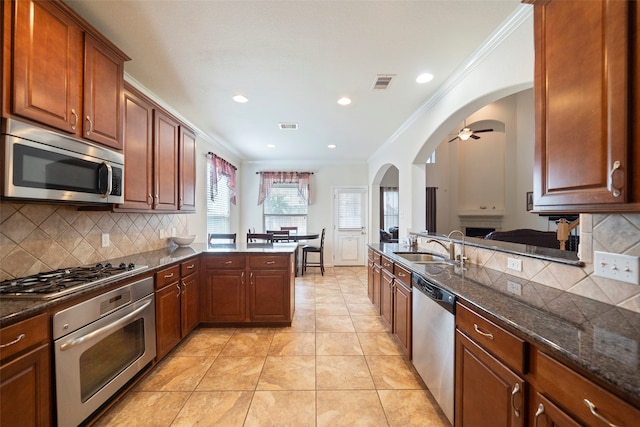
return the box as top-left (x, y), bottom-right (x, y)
top-left (200, 243), bottom-right (297, 326)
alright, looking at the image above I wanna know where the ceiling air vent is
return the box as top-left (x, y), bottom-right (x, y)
top-left (278, 122), bottom-right (299, 130)
top-left (372, 74), bottom-right (395, 90)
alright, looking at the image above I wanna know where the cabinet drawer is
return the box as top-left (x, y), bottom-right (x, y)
top-left (535, 350), bottom-right (640, 426)
top-left (249, 255), bottom-right (289, 269)
top-left (0, 312), bottom-right (49, 362)
top-left (156, 264), bottom-right (180, 288)
top-left (206, 255), bottom-right (246, 270)
top-left (380, 255), bottom-right (393, 271)
top-left (456, 303), bottom-right (526, 373)
top-left (394, 264), bottom-right (411, 288)
top-left (181, 257), bottom-right (200, 276)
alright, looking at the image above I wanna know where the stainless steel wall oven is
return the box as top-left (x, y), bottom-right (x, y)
top-left (53, 276), bottom-right (155, 427)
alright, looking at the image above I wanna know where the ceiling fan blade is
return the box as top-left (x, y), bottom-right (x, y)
top-left (448, 136), bottom-right (459, 143)
top-left (470, 134), bottom-right (481, 139)
top-left (472, 129), bottom-right (493, 133)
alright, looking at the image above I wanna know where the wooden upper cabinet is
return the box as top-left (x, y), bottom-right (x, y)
top-left (179, 126), bottom-right (197, 212)
top-left (153, 110), bottom-right (179, 211)
top-left (82, 34), bottom-right (124, 149)
top-left (11, 0), bottom-right (82, 133)
top-left (119, 85), bottom-right (154, 210)
top-left (7, 0), bottom-right (128, 149)
top-left (531, 0), bottom-right (637, 212)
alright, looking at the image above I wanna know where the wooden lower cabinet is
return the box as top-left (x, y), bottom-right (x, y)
top-left (379, 269), bottom-right (394, 329)
top-left (180, 258), bottom-right (200, 335)
top-left (155, 258), bottom-right (200, 360)
top-left (201, 253), bottom-right (294, 325)
top-left (0, 312), bottom-right (51, 426)
top-left (393, 278), bottom-right (411, 357)
top-left (531, 349), bottom-right (640, 427)
top-left (455, 330), bottom-right (525, 427)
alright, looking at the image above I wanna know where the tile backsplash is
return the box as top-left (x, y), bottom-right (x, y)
top-left (422, 213), bottom-right (640, 314)
top-left (0, 203), bottom-right (188, 281)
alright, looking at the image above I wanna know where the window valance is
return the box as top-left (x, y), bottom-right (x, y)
top-left (257, 171), bottom-right (311, 205)
top-left (207, 153), bottom-right (237, 205)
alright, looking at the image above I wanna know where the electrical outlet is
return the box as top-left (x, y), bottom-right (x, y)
top-left (594, 251), bottom-right (640, 285)
top-left (159, 229), bottom-right (166, 239)
top-left (171, 227), bottom-right (176, 237)
top-left (507, 257), bottom-right (522, 272)
top-left (507, 280), bottom-right (522, 296)
top-left (101, 233), bottom-right (110, 248)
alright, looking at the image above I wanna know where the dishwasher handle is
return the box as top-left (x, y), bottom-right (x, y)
top-left (412, 273), bottom-right (456, 314)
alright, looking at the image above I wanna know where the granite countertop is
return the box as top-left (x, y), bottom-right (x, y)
top-left (0, 242), bottom-right (298, 327)
top-left (370, 242), bottom-right (640, 407)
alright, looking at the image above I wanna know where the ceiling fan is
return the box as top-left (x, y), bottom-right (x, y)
top-left (448, 126), bottom-right (494, 143)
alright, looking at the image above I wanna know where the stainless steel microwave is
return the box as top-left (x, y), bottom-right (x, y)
top-left (1, 119), bottom-right (124, 205)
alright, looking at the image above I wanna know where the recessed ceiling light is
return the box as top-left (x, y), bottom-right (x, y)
top-left (416, 73), bottom-right (434, 84)
top-left (267, 144), bottom-right (275, 148)
top-left (328, 144), bottom-right (336, 149)
top-left (232, 95), bottom-right (248, 103)
top-left (337, 97), bottom-right (351, 106)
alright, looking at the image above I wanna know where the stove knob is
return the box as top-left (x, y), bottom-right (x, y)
top-left (128, 263), bottom-right (135, 270)
top-left (119, 263), bottom-right (127, 269)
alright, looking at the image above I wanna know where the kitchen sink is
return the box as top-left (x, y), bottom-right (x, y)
top-left (394, 252), bottom-right (449, 263)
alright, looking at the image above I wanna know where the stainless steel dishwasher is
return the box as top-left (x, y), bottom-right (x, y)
top-left (411, 272), bottom-right (456, 425)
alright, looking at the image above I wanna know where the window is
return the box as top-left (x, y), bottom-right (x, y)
top-left (207, 162), bottom-right (230, 234)
top-left (381, 187), bottom-right (399, 230)
top-left (263, 184), bottom-right (308, 233)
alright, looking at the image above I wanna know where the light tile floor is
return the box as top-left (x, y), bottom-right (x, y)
top-left (95, 267), bottom-right (450, 426)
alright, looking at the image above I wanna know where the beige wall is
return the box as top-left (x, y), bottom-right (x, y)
top-left (0, 202), bottom-right (189, 280)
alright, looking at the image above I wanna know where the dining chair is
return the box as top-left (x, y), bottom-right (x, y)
top-left (208, 233), bottom-right (237, 244)
top-left (302, 228), bottom-right (325, 275)
top-left (247, 233), bottom-right (274, 243)
top-left (267, 229), bottom-right (290, 242)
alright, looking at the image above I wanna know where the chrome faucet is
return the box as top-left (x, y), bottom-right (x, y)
top-left (447, 230), bottom-right (466, 267)
top-left (425, 238), bottom-right (456, 261)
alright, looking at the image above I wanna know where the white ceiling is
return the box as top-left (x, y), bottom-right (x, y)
top-left (66, 0), bottom-right (522, 163)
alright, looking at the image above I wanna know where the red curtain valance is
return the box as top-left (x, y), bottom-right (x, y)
top-left (208, 154), bottom-right (237, 205)
top-left (257, 171), bottom-right (311, 205)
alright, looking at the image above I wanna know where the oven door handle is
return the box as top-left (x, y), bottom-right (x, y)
top-left (59, 298), bottom-right (152, 352)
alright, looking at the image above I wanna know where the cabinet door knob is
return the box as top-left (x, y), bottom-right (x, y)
top-left (70, 109), bottom-right (78, 130)
top-left (85, 115), bottom-right (93, 136)
top-left (608, 160), bottom-right (622, 197)
top-left (533, 403), bottom-right (544, 427)
top-left (584, 399), bottom-right (621, 427)
top-left (510, 383), bottom-right (521, 417)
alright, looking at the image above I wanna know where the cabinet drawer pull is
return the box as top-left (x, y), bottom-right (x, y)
top-left (510, 383), bottom-right (521, 417)
top-left (533, 403), bottom-right (544, 427)
top-left (186, 264), bottom-right (195, 269)
top-left (224, 260), bottom-right (233, 265)
top-left (584, 399), bottom-right (620, 427)
top-left (397, 272), bottom-right (407, 277)
top-left (164, 273), bottom-right (175, 279)
top-left (265, 260), bottom-right (276, 265)
top-left (473, 323), bottom-right (494, 340)
top-left (0, 333), bottom-right (25, 348)
top-left (608, 160), bottom-right (622, 197)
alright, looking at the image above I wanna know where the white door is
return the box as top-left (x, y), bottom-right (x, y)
top-left (333, 186), bottom-right (367, 266)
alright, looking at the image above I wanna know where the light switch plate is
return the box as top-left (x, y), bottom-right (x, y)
top-left (507, 280), bottom-right (522, 296)
top-left (594, 251), bottom-right (640, 285)
top-left (101, 233), bottom-right (110, 248)
top-left (507, 257), bottom-right (522, 272)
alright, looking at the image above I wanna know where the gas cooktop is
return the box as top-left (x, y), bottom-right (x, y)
top-left (0, 262), bottom-right (148, 300)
